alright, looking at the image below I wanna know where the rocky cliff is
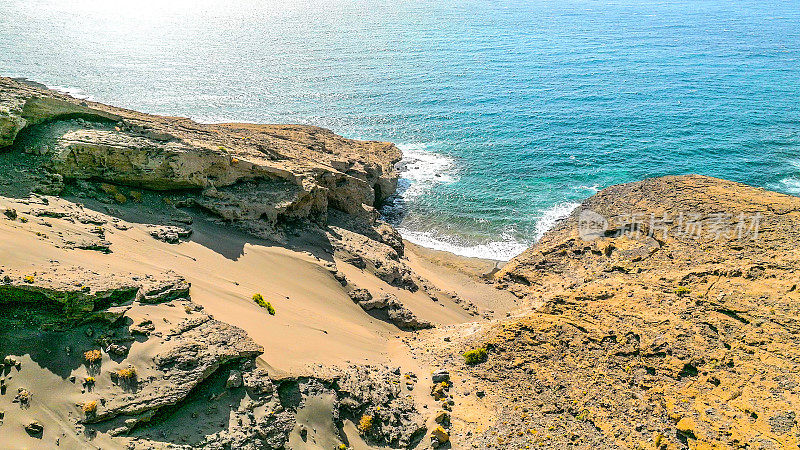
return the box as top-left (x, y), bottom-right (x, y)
top-left (414, 175), bottom-right (800, 449)
top-left (0, 77), bottom-right (399, 229)
top-left (0, 79), bottom-right (480, 449)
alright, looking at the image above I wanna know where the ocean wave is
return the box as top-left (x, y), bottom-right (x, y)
top-left (395, 202), bottom-right (579, 261)
top-left (48, 85), bottom-right (97, 102)
top-left (397, 227), bottom-right (530, 261)
top-left (574, 184), bottom-right (600, 194)
top-left (778, 177), bottom-right (800, 195)
top-left (394, 143), bottom-right (459, 200)
top-left (534, 201), bottom-right (580, 241)
top-left (387, 144), bottom-right (583, 260)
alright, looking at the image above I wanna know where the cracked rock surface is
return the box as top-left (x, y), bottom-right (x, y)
top-left (413, 175), bottom-right (800, 449)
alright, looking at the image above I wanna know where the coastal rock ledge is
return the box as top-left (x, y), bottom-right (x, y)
top-left (0, 77), bottom-right (400, 231)
top-left (421, 175), bottom-right (800, 449)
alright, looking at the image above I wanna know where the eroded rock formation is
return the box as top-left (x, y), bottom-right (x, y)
top-left (0, 77), bottom-right (400, 230)
top-left (0, 78), bottom-right (445, 449)
top-left (6, 76), bottom-right (798, 449)
top-left (0, 265), bottom-right (189, 324)
top-left (0, 266), bottom-right (427, 449)
top-left (428, 175), bottom-right (800, 449)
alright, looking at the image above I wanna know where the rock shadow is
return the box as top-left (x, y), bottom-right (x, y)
top-left (58, 186), bottom-right (337, 264)
top-left (0, 307), bottom-right (135, 380)
top-left (123, 362), bottom-right (247, 446)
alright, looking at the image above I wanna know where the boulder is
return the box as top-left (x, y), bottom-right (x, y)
top-left (431, 369), bottom-right (450, 383)
top-left (433, 410), bottom-right (450, 424)
top-left (226, 370), bottom-right (243, 389)
top-left (430, 426), bottom-right (449, 447)
top-left (24, 420), bottom-right (43, 436)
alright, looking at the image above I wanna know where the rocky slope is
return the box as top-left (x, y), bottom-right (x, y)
top-left (411, 175), bottom-right (800, 449)
top-left (0, 262), bottom-right (426, 449)
top-left (1, 79), bottom-right (499, 449)
top-left (1, 76), bottom-right (467, 321)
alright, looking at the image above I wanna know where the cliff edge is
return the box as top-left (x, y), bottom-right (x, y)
top-left (0, 79), bottom-right (509, 449)
top-left (3, 76), bottom-right (799, 449)
top-left (0, 76), bottom-right (399, 229)
top-left (411, 175), bottom-right (800, 449)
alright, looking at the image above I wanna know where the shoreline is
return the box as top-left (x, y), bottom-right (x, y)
top-left (15, 73), bottom-right (580, 262)
top-left (4, 76), bottom-right (799, 448)
top-left (0, 74), bottom-right (520, 447)
top-left (403, 240), bottom-right (504, 280)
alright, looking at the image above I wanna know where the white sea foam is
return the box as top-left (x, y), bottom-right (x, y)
top-left (390, 143), bottom-right (584, 260)
top-left (49, 85), bottom-right (96, 102)
top-left (391, 143), bottom-right (532, 261)
top-left (534, 201), bottom-right (580, 241)
top-left (395, 143), bottom-right (459, 200)
top-left (395, 202), bottom-right (580, 261)
top-left (397, 227), bottom-right (530, 261)
top-left (574, 184), bottom-right (600, 195)
top-left (779, 177), bottom-right (800, 195)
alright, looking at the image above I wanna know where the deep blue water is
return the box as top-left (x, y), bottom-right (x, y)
top-left (2, 0), bottom-right (799, 259)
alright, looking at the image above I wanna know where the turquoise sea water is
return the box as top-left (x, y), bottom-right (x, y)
top-left (2, 0), bottom-right (799, 260)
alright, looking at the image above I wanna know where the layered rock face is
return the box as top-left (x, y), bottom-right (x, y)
top-left (0, 77), bottom-right (400, 228)
top-left (0, 265), bottom-right (189, 323)
top-left (448, 175), bottom-right (800, 448)
top-left (0, 78), bottom-right (467, 313)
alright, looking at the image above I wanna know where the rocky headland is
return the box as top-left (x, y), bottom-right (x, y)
top-left (1, 78), bottom-right (798, 449)
top-left (409, 175), bottom-right (800, 449)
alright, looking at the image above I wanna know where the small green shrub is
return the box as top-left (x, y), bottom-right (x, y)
top-left (100, 183), bottom-right (117, 195)
top-left (84, 349), bottom-right (102, 363)
top-left (82, 400), bottom-right (98, 415)
top-left (252, 293), bottom-right (266, 306)
top-left (252, 293), bottom-right (275, 315)
top-left (17, 389), bottom-right (31, 405)
top-left (674, 286), bottom-right (691, 297)
top-left (463, 347), bottom-right (488, 365)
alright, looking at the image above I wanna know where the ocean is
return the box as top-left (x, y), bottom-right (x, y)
top-left (2, 0), bottom-right (799, 260)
